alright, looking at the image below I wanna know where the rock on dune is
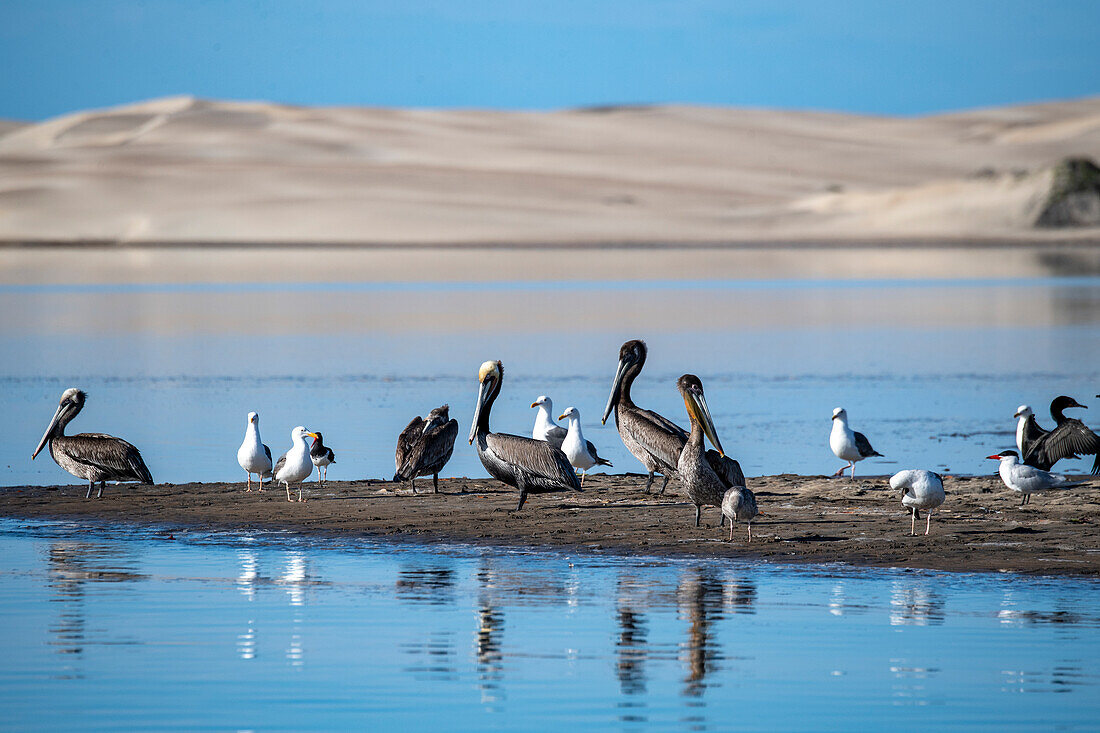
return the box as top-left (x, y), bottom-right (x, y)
top-left (0, 96), bottom-right (1099, 244)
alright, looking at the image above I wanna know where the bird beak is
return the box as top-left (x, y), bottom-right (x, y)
top-left (32, 403), bottom-right (66, 459)
top-left (306, 432), bottom-right (320, 440)
top-left (469, 378), bottom-right (490, 444)
top-left (685, 389), bottom-right (724, 456)
top-left (531, 402), bottom-right (539, 409)
top-left (558, 413), bottom-right (568, 421)
top-left (1013, 411), bottom-right (1022, 418)
top-left (985, 454), bottom-right (1000, 460)
top-left (603, 358), bottom-right (629, 425)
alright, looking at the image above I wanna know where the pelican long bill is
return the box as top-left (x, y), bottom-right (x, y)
top-left (686, 390), bottom-right (724, 457)
top-left (602, 357), bottom-right (629, 425)
top-left (32, 403), bottom-right (67, 459)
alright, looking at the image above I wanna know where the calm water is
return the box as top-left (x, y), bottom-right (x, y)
top-left (1, 517), bottom-right (1099, 731)
top-left (3, 277), bottom-right (1100, 485)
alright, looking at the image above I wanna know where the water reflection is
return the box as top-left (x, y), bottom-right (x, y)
top-left (677, 568), bottom-right (726, 702)
top-left (46, 541), bottom-right (146, 672)
top-left (889, 579), bottom-right (945, 627)
top-left (396, 565), bottom-right (456, 606)
top-left (475, 563), bottom-right (505, 707)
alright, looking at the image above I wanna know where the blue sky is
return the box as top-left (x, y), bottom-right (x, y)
top-left (1, 1), bottom-right (1098, 120)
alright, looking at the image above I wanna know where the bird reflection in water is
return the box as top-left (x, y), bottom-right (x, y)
top-left (475, 564), bottom-right (505, 706)
top-left (279, 551), bottom-right (310, 667)
top-left (889, 579), bottom-right (945, 626)
top-left (395, 565), bottom-right (456, 606)
top-left (614, 575), bottom-right (651, 725)
top-left (678, 568), bottom-right (728, 702)
top-left (46, 541), bottom-right (145, 674)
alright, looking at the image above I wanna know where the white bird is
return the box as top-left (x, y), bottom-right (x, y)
top-left (986, 450), bottom-right (1084, 506)
top-left (237, 412), bottom-right (273, 492)
top-left (721, 486), bottom-right (759, 542)
top-left (1013, 405), bottom-right (1048, 458)
top-left (890, 470), bottom-right (945, 536)
top-left (557, 406), bottom-right (612, 484)
top-left (830, 407), bottom-right (882, 479)
top-left (531, 395), bottom-right (568, 449)
top-left (273, 426), bottom-right (319, 502)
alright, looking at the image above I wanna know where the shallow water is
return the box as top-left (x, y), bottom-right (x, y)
top-left (3, 276), bottom-right (1100, 485)
top-left (1, 517), bottom-right (1099, 731)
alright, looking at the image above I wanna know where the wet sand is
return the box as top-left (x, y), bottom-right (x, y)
top-left (2, 473), bottom-right (1098, 577)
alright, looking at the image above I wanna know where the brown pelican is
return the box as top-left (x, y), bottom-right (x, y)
top-left (273, 426), bottom-right (318, 502)
top-left (1023, 396), bottom-right (1100, 474)
top-left (557, 406), bottom-right (612, 484)
top-left (891, 470), bottom-right (946, 535)
top-left (602, 340), bottom-right (744, 494)
top-left (309, 432), bottom-right (336, 485)
top-left (830, 407), bottom-right (882, 479)
top-left (237, 412), bottom-right (273, 491)
top-left (469, 360), bottom-right (581, 511)
top-left (32, 388), bottom-right (153, 498)
top-left (1013, 405), bottom-right (1048, 459)
top-left (676, 374), bottom-right (753, 527)
top-left (394, 404), bottom-right (459, 493)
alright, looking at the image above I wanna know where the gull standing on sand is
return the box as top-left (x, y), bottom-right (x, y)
top-left (1023, 396), bottom-right (1100, 474)
top-left (987, 450), bottom-right (1084, 506)
top-left (32, 388), bottom-right (154, 499)
top-left (469, 360), bottom-right (581, 511)
top-left (603, 340), bottom-right (744, 494)
top-left (237, 412), bottom-right (273, 492)
top-left (1013, 405), bottom-right (1049, 459)
top-left (309, 432), bottom-right (336, 485)
top-left (274, 426), bottom-right (319, 502)
top-left (675, 374), bottom-right (751, 527)
top-left (830, 408), bottom-right (882, 479)
top-left (890, 470), bottom-right (945, 536)
top-left (394, 405), bottom-right (459, 493)
top-left (531, 395), bottom-right (568, 449)
top-left (557, 406), bottom-right (612, 485)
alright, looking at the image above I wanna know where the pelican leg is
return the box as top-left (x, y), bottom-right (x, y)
top-left (719, 513), bottom-right (725, 527)
top-left (1021, 494), bottom-right (1026, 507)
top-left (433, 473), bottom-right (439, 494)
top-left (96, 482), bottom-right (104, 499)
top-left (410, 477), bottom-right (417, 494)
top-left (515, 477), bottom-right (529, 512)
top-left (925, 509), bottom-right (932, 536)
top-left (658, 474), bottom-right (670, 495)
top-left (643, 472), bottom-right (654, 493)
top-left (747, 522), bottom-right (752, 542)
top-left (86, 480), bottom-right (94, 499)
top-left (694, 504), bottom-right (702, 527)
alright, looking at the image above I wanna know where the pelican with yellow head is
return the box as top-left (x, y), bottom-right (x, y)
top-left (469, 360), bottom-right (581, 511)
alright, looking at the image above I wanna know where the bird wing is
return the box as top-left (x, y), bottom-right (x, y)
top-left (585, 439), bottom-right (612, 467)
top-left (415, 419), bottom-right (459, 474)
top-left (273, 453), bottom-right (288, 477)
top-left (853, 431), bottom-right (881, 458)
top-left (485, 432), bottom-right (581, 490)
top-left (1028, 419), bottom-right (1100, 474)
top-left (544, 425), bottom-right (568, 450)
top-left (395, 416), bottom-right (425, 473)
top-left (263, 444), bottom-right (272, 462)
top-left (706, 450), bottom-right (745, 488)
top-left (65, 433), bottom-right (153, 483)
top-left (621, 408), bottom-right (687, 469)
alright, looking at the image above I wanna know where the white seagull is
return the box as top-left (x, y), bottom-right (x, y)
top-left (237, 412), bottom-right (272, 492)
top-left (1013, 405), bottom-right (1048, 458)
top-left (557, 406), bottom-right (612, 484)
top-left (273, 426), bottom-right (319, 502)
top-left (986, 450), bottom-right (1084, 506)
top-left (531, 395), bottom-right (568, 449)
top-left (830, 407), bottom-right (882, 479)
top-left (890, 470), bottom-right (945, 536)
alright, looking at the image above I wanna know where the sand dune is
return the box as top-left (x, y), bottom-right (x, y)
top-left (1, 96), bottom-right (1098, 244)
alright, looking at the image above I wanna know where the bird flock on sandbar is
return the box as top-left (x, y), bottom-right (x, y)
top-left (30, 341), bottom-right (1099, 541)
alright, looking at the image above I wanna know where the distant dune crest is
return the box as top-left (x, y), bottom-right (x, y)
top-left (1, 96), bottom-right (1098, 244)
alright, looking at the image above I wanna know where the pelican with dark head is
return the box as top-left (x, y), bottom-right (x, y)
top-left (603, 340), bottom-right (744, 494)
top-left (394, 404), bottom-right (459, 493)
top-left (32, 388), bottom-right (154, 498)
top-left (677, 374), bottom-right (756, 528)
top-left (469, 360), bottom-right (581, 511)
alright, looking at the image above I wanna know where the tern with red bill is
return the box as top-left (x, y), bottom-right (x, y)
top-left (987, 450), bottom-right (1084, 506)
